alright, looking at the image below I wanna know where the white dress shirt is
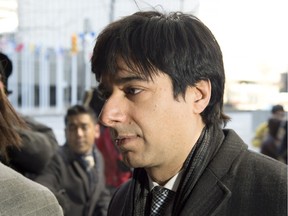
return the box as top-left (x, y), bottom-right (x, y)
top-left (148, 170), bottom-right (184, 216)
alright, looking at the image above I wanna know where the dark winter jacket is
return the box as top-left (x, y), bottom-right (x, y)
top-left (108, 127), bottom-right (287, 216)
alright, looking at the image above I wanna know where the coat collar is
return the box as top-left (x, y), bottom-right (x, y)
top-left (178, 129), bottom-right (248, 216)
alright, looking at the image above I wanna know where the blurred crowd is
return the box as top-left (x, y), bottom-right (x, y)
top-left (252, 104), bottom-right (287, 164)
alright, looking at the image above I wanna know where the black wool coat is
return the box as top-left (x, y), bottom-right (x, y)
top-left (108, 129), bottom-right (287, 216)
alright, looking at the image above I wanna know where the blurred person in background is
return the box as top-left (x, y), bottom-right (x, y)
top-left (0, 52), bottom-right (59, 179)
top-left (83, 88), bottom-right (132, 196)
top-left (252, 104), bottom-right (285, 148)
top-left (278, 120), bottom-right (287, 164)
top-left (260, 118), bottom-right (284, 160)
top-left (0, 61), bottom-right (63, 215)
top-left (36, 104), bottom-right (110, 216)
top-left (91, 10), bottom-right (287, 216)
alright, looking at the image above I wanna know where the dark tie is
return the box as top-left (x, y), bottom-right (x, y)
top-left (150, 186), bottom-right (175, 216)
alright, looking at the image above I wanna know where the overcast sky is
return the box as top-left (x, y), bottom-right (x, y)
top-left (198, 0), bottom-right (288, 81)
top-left (1, 0), bottom-right (287, 82)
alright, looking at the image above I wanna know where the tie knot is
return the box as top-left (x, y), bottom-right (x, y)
top-left (150, 186), bottom-right (175, 216)
top-left (152, 186), bottom-right (173, 197)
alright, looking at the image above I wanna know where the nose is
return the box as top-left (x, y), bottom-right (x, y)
top-left (76, 127), bottom-right (84, 137)
top-left (99, 96), bottom-right (126, 127)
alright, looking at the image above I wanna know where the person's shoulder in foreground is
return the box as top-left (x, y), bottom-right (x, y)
top-left (91, 10), bottom-right (287, 216)
top-left (0, 162), bottom-right (63, 216)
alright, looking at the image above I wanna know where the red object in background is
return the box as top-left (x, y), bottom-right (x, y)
top-left (96, 127), bottom-right (132, 189)
top-left (15, 43), bottom-right (24, 52)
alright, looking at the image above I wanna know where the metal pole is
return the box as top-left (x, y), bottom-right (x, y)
top-left (71, 53), bottom-right (77, 105)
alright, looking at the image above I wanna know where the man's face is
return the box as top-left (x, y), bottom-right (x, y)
top-left (98, 60), bottom-right (205, 172)
top-left (65, 114), bottom-right (100, 155)
top-left (274, 111), bottom-right (285, 121)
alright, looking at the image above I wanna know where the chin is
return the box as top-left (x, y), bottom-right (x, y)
top-left (124, 158), bottom-right (146, 169)
top-left (75, 149), bottom-right (88, 155)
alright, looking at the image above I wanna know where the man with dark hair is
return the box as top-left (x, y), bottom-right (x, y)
top-left (36, 104), bottom-right (110, 216)
top-left (91, 11), bottom-right (287, 216)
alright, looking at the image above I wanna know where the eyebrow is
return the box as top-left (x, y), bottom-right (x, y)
top-left (97, 74), bottom-right (149, 93)
top-left (114, 75), bottom-right (147, 85)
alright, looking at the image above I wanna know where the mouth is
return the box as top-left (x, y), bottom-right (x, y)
top-left (114, 135), bottom-right (139, 147)
top-left (76, 137), bottom-right (86, 143)
top-left (115, 137), bottom-right (128, 146)
top-left (76, 141), bottom-right (85, 146)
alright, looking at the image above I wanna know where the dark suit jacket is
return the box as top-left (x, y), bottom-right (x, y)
top-left (36, 145), bottom-right (110, 216)
top-left (108, 129), bottom-right (287, 216)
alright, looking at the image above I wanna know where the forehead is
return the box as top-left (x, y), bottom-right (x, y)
top-left (99, 58), bottom-right (156, 86)
top-left (66, 114), bottom-right (94, 125)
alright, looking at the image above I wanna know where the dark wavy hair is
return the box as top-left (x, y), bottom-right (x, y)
top-left (91, 11), bottom-right (230, 126)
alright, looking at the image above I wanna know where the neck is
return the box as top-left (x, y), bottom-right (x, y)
top-left (145, 163), bottom-right (183, 186)
top-left (146, 124), bottom-right (206, 186)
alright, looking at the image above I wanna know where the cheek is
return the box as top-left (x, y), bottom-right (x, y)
top-left (87, 133), bottom-right (96, 145)
top-left (138, 100), bottom-right (177, 140)
top-left (87, 128), bottom-right (97, 143)
top-left (149, 101), bottom-right (190, 141)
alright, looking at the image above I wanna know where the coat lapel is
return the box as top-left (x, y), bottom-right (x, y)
top-left (63, 144), bottom-right (91, 198)
top-left (178, 170), bottom-right (231, 216)
top-left (73, 161), bottom-right (91, 197)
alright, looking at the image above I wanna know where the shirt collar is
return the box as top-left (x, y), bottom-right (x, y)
top-left (148, 169), bottom-right (184, 192)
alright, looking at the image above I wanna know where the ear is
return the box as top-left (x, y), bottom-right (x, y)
top-left (94, 124), bottom-right (101, 139)
top-left (191, 80), bottom-right (211, 114)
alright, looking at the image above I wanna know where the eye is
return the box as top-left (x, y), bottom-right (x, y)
top-left (68, 125), bottom-right (77, 131)
top-left (124, 87), bottom-right (142, 95)
top-left (81, 125), bottom-right (89, 131)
